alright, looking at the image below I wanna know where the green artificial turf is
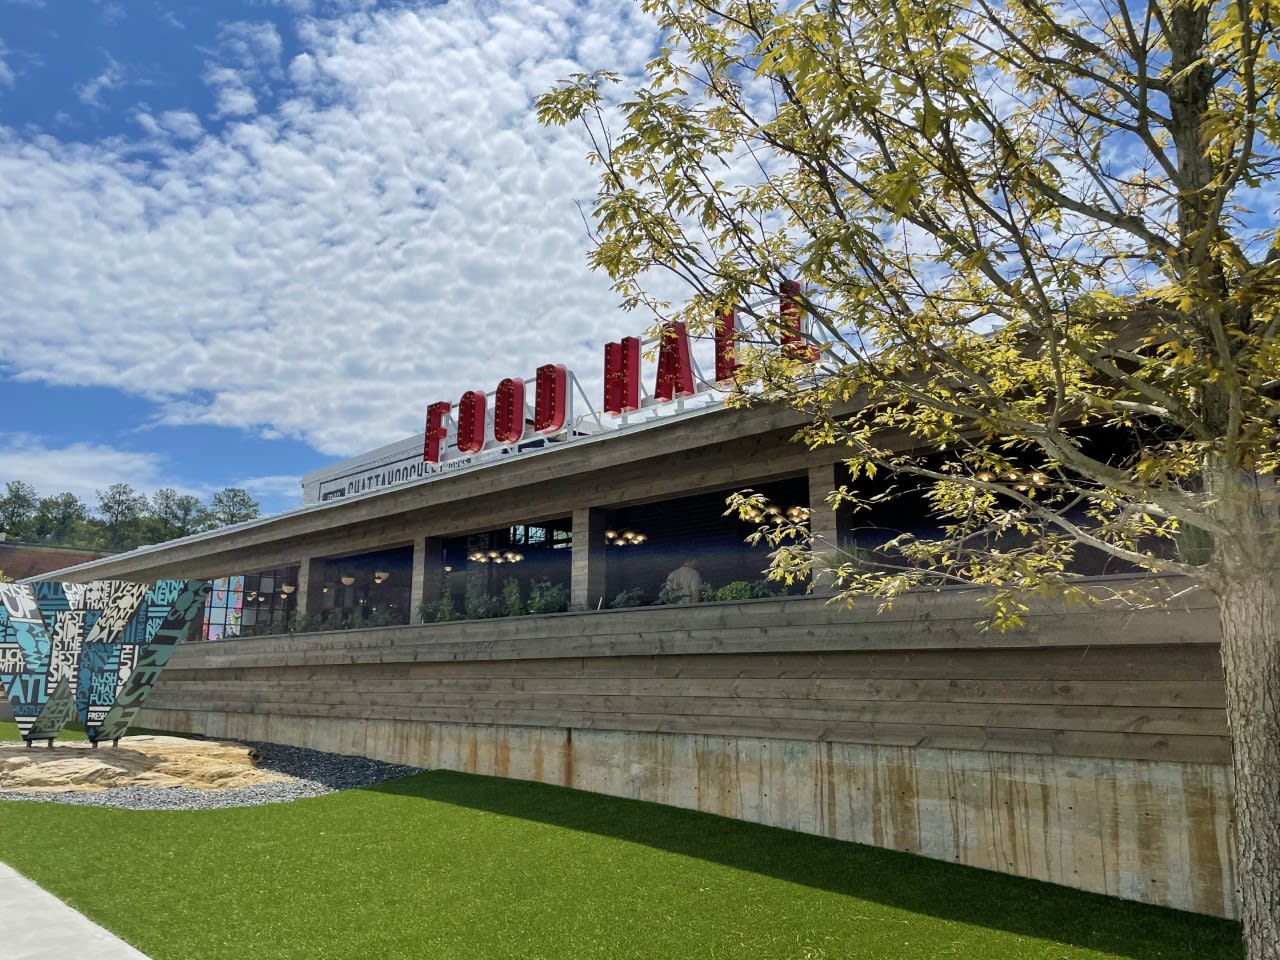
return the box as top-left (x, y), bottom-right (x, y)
top-left (0, 727), bottom-right (1242, 960)
top-left (0, 721), bottom-right (179, 744)
top-left (0, 719), bottom-right (84, 743)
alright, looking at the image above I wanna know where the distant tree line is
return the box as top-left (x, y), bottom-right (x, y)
top-left (0, 481), bottom-right (261, 552)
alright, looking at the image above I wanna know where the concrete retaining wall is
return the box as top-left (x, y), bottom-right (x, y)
top-left (137, 588), bottom-right (1238, 917)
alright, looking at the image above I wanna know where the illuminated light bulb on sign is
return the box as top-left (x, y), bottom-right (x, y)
top-left (603, 337), bottom-right (641, 414)
top-left (456, 390), bottom-right (487, 454)
top-left (494, 378), bottom-right (525, 445)
top-left (534, 364), bottom-right (568, 434)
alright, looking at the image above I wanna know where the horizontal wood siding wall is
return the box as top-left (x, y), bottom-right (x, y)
top-left (139, 589), bottom-right (1238, 917)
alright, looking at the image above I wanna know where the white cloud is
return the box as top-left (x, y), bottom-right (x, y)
top-left (75, 54), bottom-right (126, 108)
top-left (156, 5), bottom-right (184, 30)
top-left (220, 21), bottom-right (284, 73)
top-left (257, 0), bottom-right (314, 11)
top-left (235, 474), bottom-right (302, 500)
top-left (213, 81), bottom-right (258, 117)
top-left (0, 40), bottom-right (13, 91)
top-left (0, 0), bottom-right (661, 460)
top-left (202, 20), bottom-right (285, 120)
top-left (161, 109), bottom-right (203, 140)
top-left (92, 1), bottom-right (126, 25)
top-left (0, 435), bottom-right (174, 505)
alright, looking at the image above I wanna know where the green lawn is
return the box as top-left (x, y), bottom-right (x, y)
top-left (0, 723), bottom-right (1242, 960)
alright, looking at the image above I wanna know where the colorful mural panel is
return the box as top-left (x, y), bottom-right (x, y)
top-left (0, 584), bottom-right (54, 739)
top-left (76, 581), bottom-right (148, 729)
top-left (2, 578), bottom-right (209, 745)
top-left (203, 576), bottom-right (245, 641)
top-left (95, 579), bottom-right (211, 743)
top-left (26, 581), bottom-right (88, 742)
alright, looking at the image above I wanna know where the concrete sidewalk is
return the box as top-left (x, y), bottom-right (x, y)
top-left (0, 862), bottom-right (151, 959)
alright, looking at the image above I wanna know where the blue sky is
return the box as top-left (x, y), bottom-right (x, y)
top-left (0, 0), bottom-right (658, 516)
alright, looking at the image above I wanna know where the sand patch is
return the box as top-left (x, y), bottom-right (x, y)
top-left (0, 736), bottom-right (294, 793)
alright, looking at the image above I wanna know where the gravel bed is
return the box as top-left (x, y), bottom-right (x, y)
top-left (0, 737), bottom-right (422, 811)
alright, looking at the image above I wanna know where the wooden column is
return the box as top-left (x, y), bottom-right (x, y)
top-left (808, 463), bottom-right (840, 594)
top-left (296, 556), bottom-right (328, 615)
top-left (571, 508), bottom-right (607, 610)
top-left (411, 536), bottom-right (445, 624)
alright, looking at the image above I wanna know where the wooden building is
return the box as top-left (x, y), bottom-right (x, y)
top-left (38, 394), bottom-right (1236, 919)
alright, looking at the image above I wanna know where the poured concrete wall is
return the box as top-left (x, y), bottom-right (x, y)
top-left (138, 587), bottom-right (1238, 917)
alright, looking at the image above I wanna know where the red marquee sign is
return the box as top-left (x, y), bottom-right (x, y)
top-left (423, 285), bottom-right (815, 464)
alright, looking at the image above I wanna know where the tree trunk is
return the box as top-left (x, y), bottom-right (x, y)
top-left (1218, 573), bottom-right (1280, 959)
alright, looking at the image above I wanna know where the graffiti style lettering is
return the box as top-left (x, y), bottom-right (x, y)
top-left (63, 582), bottom-right (87, 609)
top-left (48, 610), bottom-right (86, 684)
top-left (0, 584), bottom-right (42, 623)
top-left (84, 582), bottom-right (148, 644)
top-left (149, 579), bottom-right (183, 607)
top-left (95, 580), bottom-right (212, 743)
top-left (82, 580), bottom-right (115, 609)
top-left (0, 645), bottom-right (22, 674)
top-left (27, 680), bottom-right (76, 742)
top-left (90, 671), bottom-right (117, 703)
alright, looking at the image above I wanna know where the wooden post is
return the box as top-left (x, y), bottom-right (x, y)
top-left (808, 463), bottom-right (840, 594)
top-left (571, 508), bottom-right (607, 610)
top-left (296, 556), bottom-right (327, 615)
top-left (411, 536), bottom-right (445, 624)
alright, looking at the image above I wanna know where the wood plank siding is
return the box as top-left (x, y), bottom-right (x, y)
top-left (139, 588), bottom-right (1238, 918)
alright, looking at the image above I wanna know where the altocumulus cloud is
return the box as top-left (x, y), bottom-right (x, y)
top-left (0, 434), bottom-right (175, 504)
top-left (0, 0), bottom-right (658, 457)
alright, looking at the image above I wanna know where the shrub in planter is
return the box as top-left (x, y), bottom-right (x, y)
top-left (419, 593), bottom-right (460, 623)
top-left (501, 577), bottom-right (525, 617)
top-left (713, 581), bottom-right (756, 602)
top-left (609, 587), bottom-right (645, 608)
top-left (528, 579), bottom-right (570, 614)
top-left (464, 582), bottom-right (503, 620)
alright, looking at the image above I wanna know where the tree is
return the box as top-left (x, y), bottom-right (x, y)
top-left (204, 487), bottom-right (260, 528)
top-left (95, 483), bottom-right (149, 551)
top-left (31, 492), bottom-right (92, 547)
top-left (150, 488), bottom-right (206, 539)
top-left (0, 481), bottom-right (38, 540)
top-left (539, 0), bottom-right (1280, 953)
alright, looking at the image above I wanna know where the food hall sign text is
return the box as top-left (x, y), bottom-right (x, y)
top-left (422, 291), bottom-right (815, 464)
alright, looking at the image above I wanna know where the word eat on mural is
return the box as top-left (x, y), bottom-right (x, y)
top-left (0, 578), bottom-right (211, 747)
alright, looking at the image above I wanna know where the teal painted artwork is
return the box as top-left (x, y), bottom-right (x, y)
top-left (0, 584), bottom-right (55, 740)
top-left (25, 581), bottom-right (89, 742)
top-left (75, 581), bottom-right (149, 731)
top-left (95, 580), bottom-right (212, 744)
top-left (3, 578), bottom-right (210, 745)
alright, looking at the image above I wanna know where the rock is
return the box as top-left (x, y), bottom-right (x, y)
top-left (0, 736), bottom-right (295, 793)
